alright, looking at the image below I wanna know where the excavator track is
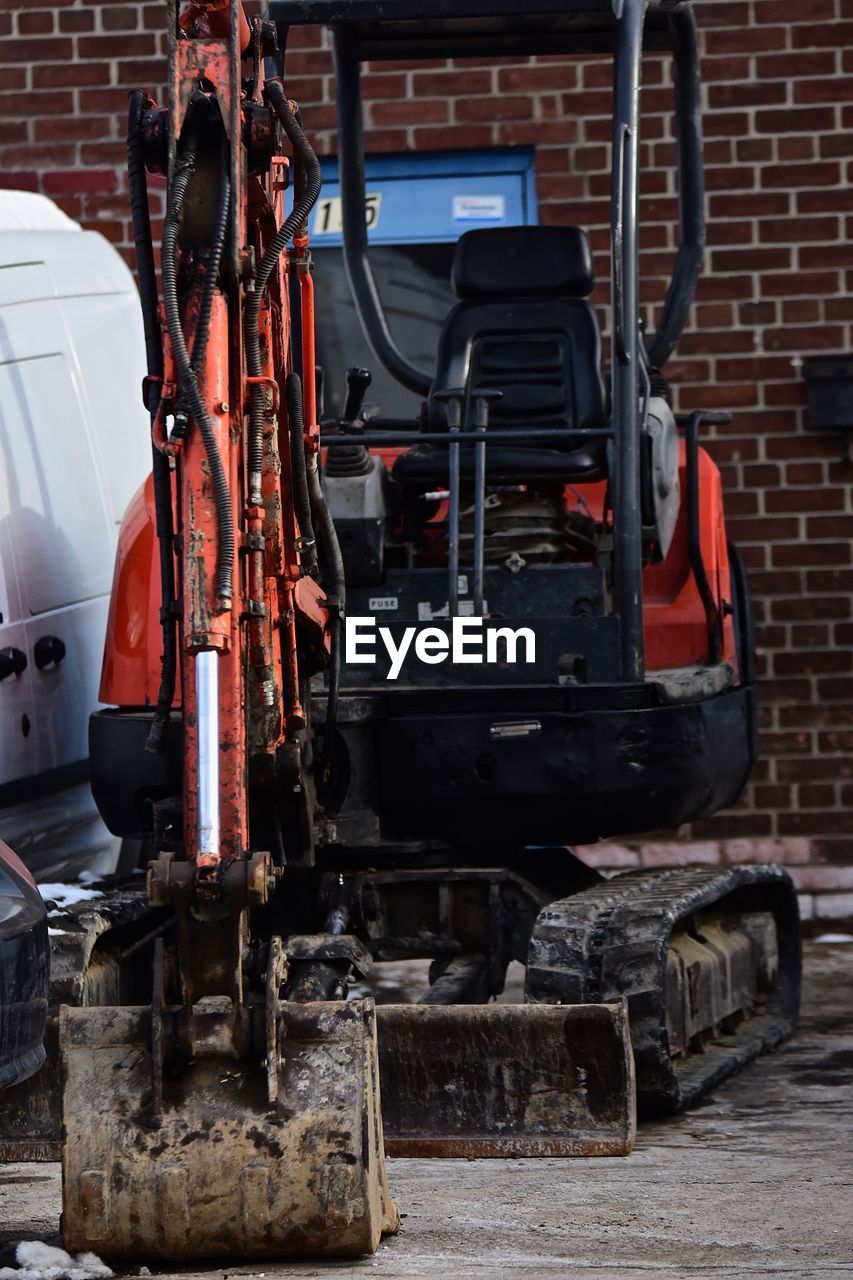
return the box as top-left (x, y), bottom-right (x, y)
top-left (526, 863), bottom-right (801, 1114)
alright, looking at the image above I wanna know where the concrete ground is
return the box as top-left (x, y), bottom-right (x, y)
top-left (1, 941), bottom-right (851, 1280)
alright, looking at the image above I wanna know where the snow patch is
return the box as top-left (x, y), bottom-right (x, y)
top-left (815, 932), bottom-right (853, 944)
top-left (38, 884), bottom-right (103, 911)
top-left (0, 1242), bottom-right (112, 1280)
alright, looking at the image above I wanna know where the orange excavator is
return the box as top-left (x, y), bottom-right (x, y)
top-left (13, 0), bottom-right (804, 1261)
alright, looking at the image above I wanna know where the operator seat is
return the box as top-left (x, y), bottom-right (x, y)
top-left (393, 224), bottom-right (609, 485)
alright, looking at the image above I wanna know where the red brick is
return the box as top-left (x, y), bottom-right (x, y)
top-left (0, 68), bottom-right (28, 91)
top-left (795, 77), bottom-right (853, 104)
top-left (640, 842), bottom-right (722, 867)
top-left (756, 0), bottom-right (835, 19)
top-left (771, 597), bottom-right (848, 622)
top-left (788, 860), bottom-right (850, 890)
top-left (707, 26), bottom-right (788, 54)
top-left (412, 125), bottom-right (494, 151)
top-left (58, 8), bottom-right (95, 30)
top-left (18, 11), bottom-right (54, 33)
top-left (779, 299), bottom-right (821, 324)
top-left (498, 66), bottom-right (575, 93)
top-left (411, 70), bottom-right (490, 97)
top-left (37, 62), bottom-right (111, 88)
top-left (758, 325), bottom-right (840, 350)
top-left (797, 192), bottom-right (853, 220)
top-left (457, 96), bottom-right (532, 123)
top-left (1, 36), bottom-right (71, 62)
top-left (757, 50), bottom-right (837, 78)
top-left (42, 168), bottom-right (117, 195)
top-left (708, 81), bottom-right (788, 109)
top-left (724, 837), bottom-right (810, 864)
top-left (760, 216), bottom-right (839, 244)
top-left (372, 98), bottom-right (447, 125)
top-left (792, 22), bottom-right (853, 48)
top-left (101, 6), bottom-right (140, 30)
top-left (575, 844), bottom-right (640, 870)
top-left (35, 115), bottom-right (110, 141)
top-left (783, 458), bottom-right (824, 481)
top-left (0, 172), bottom-right (39, 192)
top-left (755, 107), bottom-right (837, 134)
top-left (76, 33), bottom-right (155, 58)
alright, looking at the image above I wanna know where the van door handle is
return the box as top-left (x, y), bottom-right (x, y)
top-left (34, 635), bottom-right (66, 670)
top-left (0, 647), bottom-right (28, 680)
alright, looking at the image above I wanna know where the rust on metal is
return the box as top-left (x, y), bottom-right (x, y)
top-left (376, 1000), bottom-right (635, 1158)
top-left (666, 911), bottom-right (778, 1056)
top-left (61, 997), bottom-right (398, 1260)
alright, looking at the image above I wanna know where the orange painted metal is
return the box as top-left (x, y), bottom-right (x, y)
top-left (179, 0), bottom-right (252, 53)
top-left (643, 444), bottom-right (736, 672)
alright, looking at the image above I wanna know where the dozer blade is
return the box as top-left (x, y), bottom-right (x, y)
top-left (376, 1001), bottom-right (635, 1157)
top-left (61, 999), bottom-right (399, 1261)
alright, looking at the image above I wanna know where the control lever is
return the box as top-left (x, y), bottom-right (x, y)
top-left (325, 367), bottom-right (374, 479)
top-left (433, 388), bottom-right (465, 616)
top-left (342, 366), bottom-right (372, 427)
top-left (470, 388), bottom-right (503, 615)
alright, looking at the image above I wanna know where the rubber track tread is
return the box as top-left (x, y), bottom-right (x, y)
top-left (526, 863), bottom-right (801, 1114)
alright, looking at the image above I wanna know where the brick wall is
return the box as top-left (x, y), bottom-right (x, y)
top-left (3, 0), bottom-right (852, 920)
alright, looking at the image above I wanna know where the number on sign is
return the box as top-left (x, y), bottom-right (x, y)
top-left (312, 193), bottom-right (383, 236)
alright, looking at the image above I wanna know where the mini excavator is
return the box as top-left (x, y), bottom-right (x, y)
top-left (10, 0), bottom-right (805, 1261)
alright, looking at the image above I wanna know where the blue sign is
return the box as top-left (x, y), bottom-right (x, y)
top-left (309, 148), bottom-right (538, 245)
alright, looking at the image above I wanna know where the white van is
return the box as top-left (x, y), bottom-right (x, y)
top-left (0, 192), bottom-right (150, 880)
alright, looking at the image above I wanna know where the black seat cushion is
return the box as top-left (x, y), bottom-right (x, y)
top-left (452, 224), bottom-right (595, 299)
top-left (431, 299), bottom-right (607, 437)
top-left (413, 225), bottom-right (609, 483)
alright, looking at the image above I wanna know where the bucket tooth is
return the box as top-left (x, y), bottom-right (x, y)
top-left (60, 999), bottom-right (398, 1260)
top-left (376, 1000), bottom-right (635, 1157)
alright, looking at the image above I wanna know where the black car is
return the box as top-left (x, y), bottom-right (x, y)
top-left (0, 840), bottom-right (48, 1089)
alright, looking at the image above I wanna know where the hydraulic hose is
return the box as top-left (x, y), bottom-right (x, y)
top-left (161, 112), bottom-right (234, 605)
top-left (127, 90), bottom-right (177, 752)
top-left (285, 373), bottom-right (319, 578)
top-left (190, 142), bottom-right (231, 379)
top-left (244, 80), bottom-right (322, 504)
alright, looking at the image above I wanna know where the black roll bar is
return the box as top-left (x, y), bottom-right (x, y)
top-left (330, 30), bottom-right (432, 396)
top-left (646, 5), bottom-right (704, 370)
top-left (610, 0), bottom-right (645, 682)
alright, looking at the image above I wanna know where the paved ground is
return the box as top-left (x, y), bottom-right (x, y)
top-left (1, 941), bottom-right (851, 1280)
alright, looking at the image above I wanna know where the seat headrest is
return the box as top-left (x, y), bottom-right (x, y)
top-left (451, 225), bottom-right (595, 300)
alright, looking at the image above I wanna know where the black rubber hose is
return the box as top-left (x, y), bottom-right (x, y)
top-left (190, 143), bottom-right (230, 377)
top-left (161, 117), bottom-right (234, 604)
top-left (285, 373), bottom-right (319, 578)
top-left (127, 90), bottom-right (177, 753)
top-left (244, 79), bottom-right (322, 504)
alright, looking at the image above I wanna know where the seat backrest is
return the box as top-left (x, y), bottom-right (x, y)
top-left (430, 226), bottom-right (608, 441)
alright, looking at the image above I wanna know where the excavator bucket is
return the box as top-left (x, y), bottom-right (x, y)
top-left (60, 999), bottom-right (399, 1261)
top-left (376, 1001), bottom-right (635, 1157)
